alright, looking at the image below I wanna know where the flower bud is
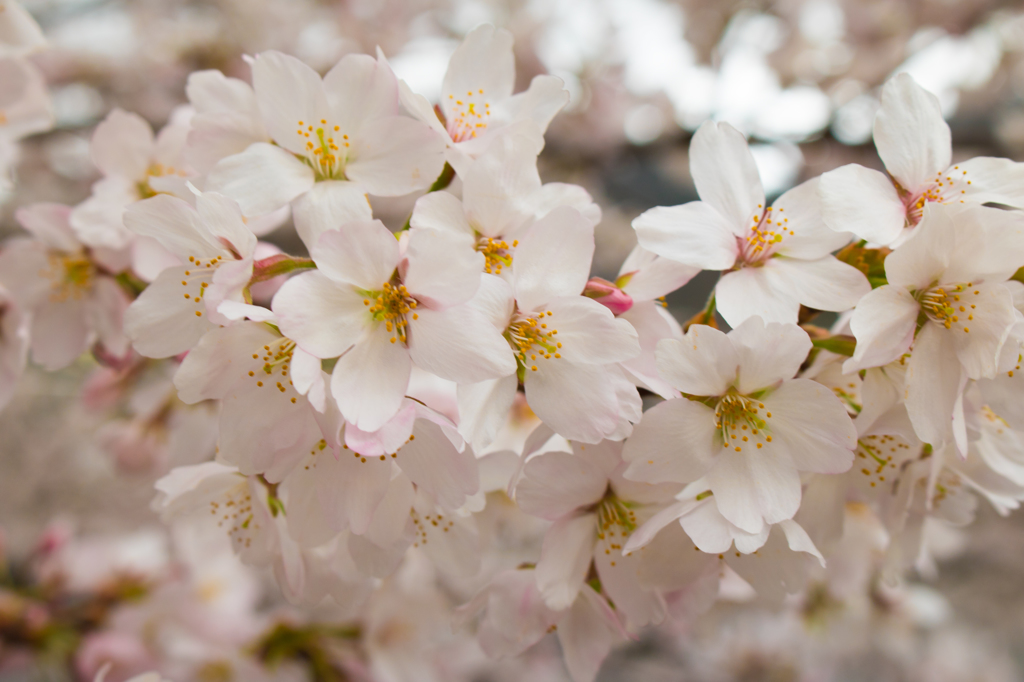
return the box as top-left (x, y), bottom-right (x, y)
top-left (582, 277), bottom-right (633, 315)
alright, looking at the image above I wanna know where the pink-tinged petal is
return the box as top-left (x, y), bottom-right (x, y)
top-left (396, 417), bottom-right (478, 510)
top-left (344, 401), bottom-right (416, 457)
top-left (14, 203), bottom-right (78, 252)
top-left (69, 179), bottom-right (136, 251)
top-left (777, 519), bottom-right (825, 567)
top-left (289, 347), bottom-right (325, 410)
top-left (0, 1), bottom-right (46, 56)
top-left (762, 378), bottom-right (857, 472)
top-left (947, 282), bottom-right (1017, 380)
top-left (323, 53), bottom-right (398, 134)
top-left (874, 73), bottom-right (951, 191)
top-left (770, 256), bottom-right (870, 314)
top-left (705, 448), bottom-right (802, 533)
top-left (715, 264), bottom-right (799, 327)
top-left (543, 296), bottom-right (640, 365)
top-left (523, 361), bottom-right (620, 444)
top-left (409, 191), bottom-right (474, 237)
top-left (619, 304), bottom-right (684, 399)
top-left (845, 285), bottom-right (919, 372)
top-left (402, 228), bottom-right (483, 308)
top-left (728, 316), bottom-right (811, 393)
top-left (726, 524), bottom-right (819, 603)
top-left (311, 219), bottom-right (398, 291)
top-left (124, 265), bottom-right (214, 358)
top-left (516, 450), bottom-right (608, 520)
top-left (186, 110), bottom-right (268, 174)
top-left (513, 206), bottom-right (594, 312)
top-left (330, 324), bottom-right (410, 432)
top-left (884, 202), bottom-right (954, 289)
top-left (632, 202), bottom-right (738, 271)
top-left (497, 74), bottom-right (569, 136)
top-left (461, 130), bottom-right (543, 237)
top-left (655, 326), bottom-right (738, 396)
top-left (441, 25), bottom-right (515, 119)
top-left (291, 180), bottom-right (373, 254)
top-left (272, 271), bottom-right (367, 359)
top-left (689, 120), bottom-right (764, 232)
top-left (252, 50), bottom-right (329, 155)
top-left (123, 195), bottom-right (223, 260)
top-left (905, 323), bottom-right (966, 447)
top-left (556, 587), bottom-right (624, 682)
top-left (87, 276), bottom-right (130, 358)
top-left (593, 545), bottom-right (666, 629)
top-left (346, 116), bottom-right (446, 196)
top-left (205, 142), bottom-right (316, 217)
top-left (205, 256), bottom-right (253, 324)
top-left (536, 513), bottom-right (597, 610)
top-left (771, 177), bottom-right (853, 258)
top-left (187, 69), bottom-right (260, 116)
top-left (29, 299), bottom-right (89, 370)
top-left (622, 398), bottom-right (719, 484)
top-left (818, 164), bottom-right (905, 245)
top-left (90, 108), bottom-right (153, 180)
top-left (196, 191), bottom-right (256, 258)
top-left (218, 389), bottom-right (313, 479)
top-left (218, 301), bottom-right (276, 323)
top-left (339, 452), bottom-right (395, 536)
top-left (678, 497), bottom-right (769, 554)
top-left (407, 304), bottom-right (516, 383)
top-left (458, 375), bottom-right (518, 453)
top-left (173, 321), bottom-right (278, 403)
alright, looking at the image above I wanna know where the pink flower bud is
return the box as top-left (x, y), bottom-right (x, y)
top-left (583, 277), bottom-right (633, 315)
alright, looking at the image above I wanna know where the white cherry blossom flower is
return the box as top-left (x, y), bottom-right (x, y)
top-left (516, 439), bottom-right (677, 629)
top-left (205, 50), bottom-right (445, 218)
top-left (844, 203), bottom-right (1024, 449)
top-left (819, 73), bottom-right (1024, 246)
top-left (633, 120), bottom-right (868, 326)
top-left (122, 192), bottom-right (257, 358)
top-left (0, 203), bottom-right (130, 369)
top-left (184, 69), bottom-right (269, 175)
top-left (456, 208), bottom-right (642, 448)
top-left (273, 219), bottom-right (514, 432)
top-left (623, 317), bottom-right (856, 533)
top-left (393, 24), bottom-right (569, 161)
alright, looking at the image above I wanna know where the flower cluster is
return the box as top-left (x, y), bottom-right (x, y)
top-left (4, 7), bottom-right (1024, 681)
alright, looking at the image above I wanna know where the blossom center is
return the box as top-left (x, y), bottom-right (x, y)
top-left (714, 393), bottom-right (773, 452)
top-left (738, 205), bottom-right (792, 265)
top-left (362, 282), bottom-right (418, 344)
top-left (44, 253), bottom-right (94, 302)
top-left (447, 88), bottom-right (492, 142)
top-left (294, 118), bottom-right (350, 180)
top-left (208, 477), bottom-right (261, 552)
top-left (918, 282), bottom-right (978, 334)
top-left (596, 493), bottom-right (636, 566)
top-left (854, 434), bottom-right (910, 489)
top-left (504, 310), bottom-right (561, 372)
top-left (900, 165), bottom-right (971, 226)
top-left (476, 235), bottom-right (516, 275)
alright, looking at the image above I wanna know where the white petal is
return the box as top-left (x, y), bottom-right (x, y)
top-left (947, 282), bottom-right (1017, 380)
top-left (874, 73), bottom-right (951, 191)
top-left (497, 74), bottom-right (569, 136)
top-left (622, 498), bottom-right (701, 553)
top-left (622, 397), bottom-right (719, 484)
top-left (818, 164), bottom-right (905, 245)
top-left (942, 204), bottom-right (1024, 284)
top-left (728, 316), bottom-right (811, 393)
top-left (543, 296), bottom-right (640, 365)
top-left (523, 361), bottom-right (621, 443)
top-left (705, 448), bottom-right (801, 533)
top-left (845, 285), bottom-right (919, 372)
top-left (173, 321), bottom-right (274, 402)
top-left (952, 156), bottom-right (1024, 208)
top-left (291, 180), bottom-right (373, 254)
top-left (205, 142), bottom-right (315, 217)
top-left (593, 544), bottom-right (665, 629)
top-left (402, 228), bottom-right (483, 308)
top-left (409, 191), bottom-right (473, 236)
top-left (90, 108), bottom-right (153, 180)
top-left (512, 206), bottom-right (594, 312)
top-left (346, 116), bottom-right (446, 196)
top-left (124, 266), bottom-right (214, 358)
top-left (441, 25), bottom-right (515, 117)
top-left (777, 519), bottom-right (825, 567)
top-left (715, 265), bottom-right (799, 328)
top-left (407, 304), bottom-right (516, 383)
top-left (885, 202), bottom-right (954, 289)
top-left (396, 417), bottom-right (478, 510)
top-left (322, 53), bottom-right (398, 133)
top-left (617, 249), bottom-right (697, 302)
top-left (312, 219), bottom-right (399, 291)
top-left (632, 202), bottom-right (738, 270)
top-left (905, 323), bottom-right (966, 447)
top-left (0, 1), bottom-right (46, 56)
top-left (771, 177), bottom-right (853, 258)
top-left (763, 378), bottom-right (857, 473)
top-left (689, 120), bottom-right (764, 232)
top-left (14, 203), bottom-right (79, 252)
top-left (123, 194), bottom-right (223, 260)
top-left (252, 50), bottom-right (329, 155)
top-left (516, 450), bottom-right (608, 520)
top-left (556, 587), bottom-right (623, 682)
top-left (536, 513), bottom-right (597, 610)
top-left (330, 325), bottom-right (411, 432)
top-left (196, 192), bottom-right (256, 258)
top-left (655, 326), bottom-right (738, 396)
top-left (271, 271), bottom-right (367, 359)
top-left (469, 273), bottom-right (515, 330)
top-left (770, 256), bottom-right (870, 314)
top-left (461, 131), bottom-right (543, 237)
top-left (457, 374), bottom-right (518, 452)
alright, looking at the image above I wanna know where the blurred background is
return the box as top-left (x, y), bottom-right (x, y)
top-left (4, 0), bottom-right (1024, 680)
